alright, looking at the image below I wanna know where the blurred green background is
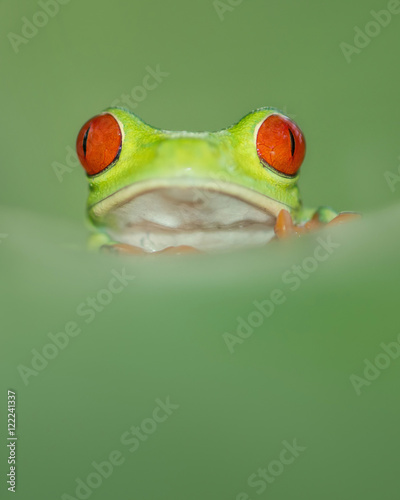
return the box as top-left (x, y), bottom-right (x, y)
top-left (1, 0), bottom-right (400, 499)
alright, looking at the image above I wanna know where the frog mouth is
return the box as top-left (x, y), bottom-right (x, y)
top-left (90, 179), bottom-right (292, 252)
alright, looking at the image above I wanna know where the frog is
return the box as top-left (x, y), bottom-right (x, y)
top-left (75, 107), bottom-right (358, 254)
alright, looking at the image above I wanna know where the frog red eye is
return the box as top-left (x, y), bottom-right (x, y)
top-left (76, 113), bottom-right (122, 176)
top-left (256, 114), bottom-right (306, 176)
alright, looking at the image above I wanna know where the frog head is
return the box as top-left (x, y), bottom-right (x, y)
top-left (76, 107), bottom-right (306, 252)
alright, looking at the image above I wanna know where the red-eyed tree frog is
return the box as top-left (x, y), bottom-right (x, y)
top-left (76, 107), bottom-right (357, 254)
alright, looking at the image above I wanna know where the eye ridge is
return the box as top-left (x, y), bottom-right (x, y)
top-left (288, 128), bottom-right (295, 157)
top-left (82, 126), bottom-right (90, 157)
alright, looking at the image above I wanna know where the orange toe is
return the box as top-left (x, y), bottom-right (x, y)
top-left (327, 212), bottom-right (361, 226)
top-left (274, 210), bottom-right (296, 239)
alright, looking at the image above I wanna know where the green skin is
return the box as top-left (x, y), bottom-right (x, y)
top-left (84, 107), bottom-right (337, 252)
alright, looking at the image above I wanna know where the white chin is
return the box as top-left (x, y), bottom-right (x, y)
top-left (101, 187), bottom-right (277, 253)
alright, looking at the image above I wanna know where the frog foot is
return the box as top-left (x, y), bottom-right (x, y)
top-left (274, 209), bottom-right (361, 239)
top-left (101, 243), bottom-right (201, 255)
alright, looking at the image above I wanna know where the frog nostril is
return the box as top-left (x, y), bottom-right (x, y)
top-left (289, 128), bottom-right (295, 157)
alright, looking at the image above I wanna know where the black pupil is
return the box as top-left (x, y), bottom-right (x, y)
top-left (288, 128), bottom-right (295, 156)
top-left (82, 126), bottom-right (90, 157)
